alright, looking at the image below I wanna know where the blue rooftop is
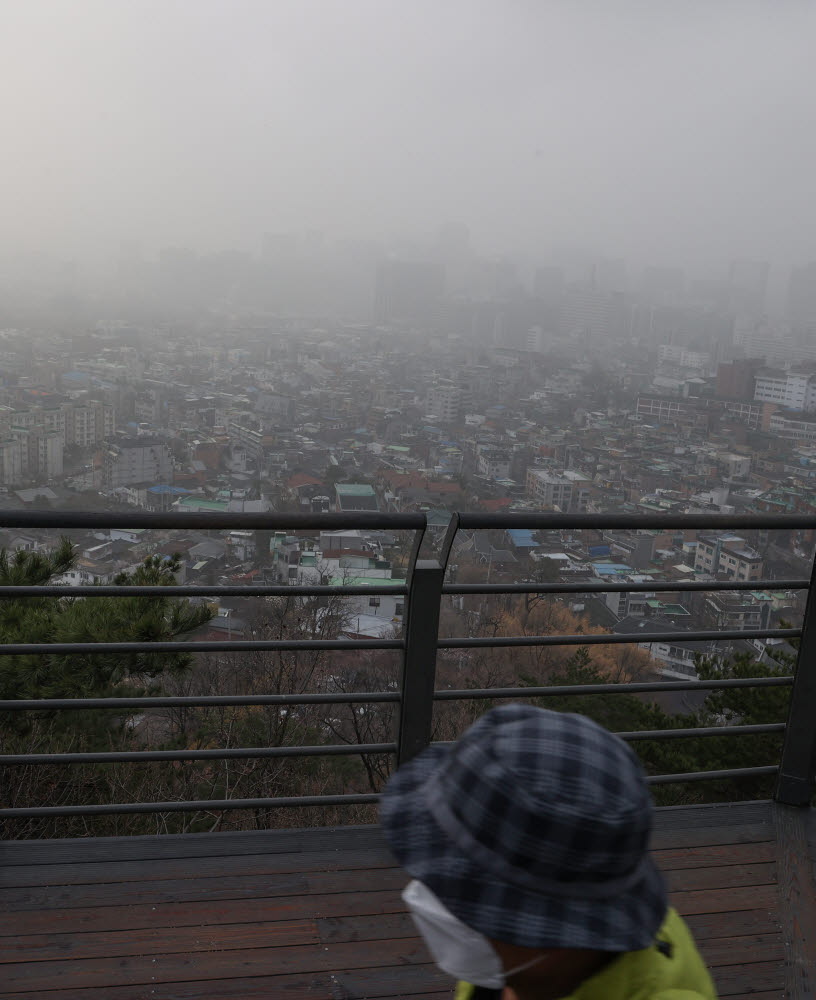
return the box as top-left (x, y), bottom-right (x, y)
top-left (148, 484), bottom-right (192, 495)
top-left (507, 529), bottom-right (539, 548)
top-left (592, 562), bottom-right (632, 576)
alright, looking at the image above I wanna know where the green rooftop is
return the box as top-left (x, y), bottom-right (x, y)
top-left (176, 496), bottom-right (230, 512)
top-left (335, 484), bottom-right (376, 496)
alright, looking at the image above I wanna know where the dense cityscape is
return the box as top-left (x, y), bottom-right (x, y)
top-left (1, 241), bottom-right (814, 681)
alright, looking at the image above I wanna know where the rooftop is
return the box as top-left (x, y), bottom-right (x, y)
top-left (335, 484), bottom-right (377, 497)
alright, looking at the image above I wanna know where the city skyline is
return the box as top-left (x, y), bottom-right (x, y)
top-left (1, 1), bottom-right (815, 273)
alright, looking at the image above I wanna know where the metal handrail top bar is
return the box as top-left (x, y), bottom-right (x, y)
top-left (0, 511), bottom-right (426, 530)
top-left (0, 638), bottom-right (403, 656)
top-left (0, 583), bottom-right (408, 597)
top-left (456, 512), bottom-right (816, 530)
top-left (443, 578), bottom-right (809, 594)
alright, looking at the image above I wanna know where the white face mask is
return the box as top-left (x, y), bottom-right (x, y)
top-left (402, 879), bottom-right (546, 989)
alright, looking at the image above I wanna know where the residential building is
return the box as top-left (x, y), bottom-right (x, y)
top-left (103, 437), bottom-right (174, 489)
top-left (768, 412), bottom-right (816, 442)
top-left (693, 533), bottom-right (763, 581)
top-left (612, 616), bottom-right (707, 679)
top-left (476, 449), bottom-right (511, 479)
top-left (335, 483), bottom-right (379, 512)
top-left (426, 381), bottom-right (463, 424)
top-left (0, 438), bottom-right (22, 486)
top-left (703, 592), bottom-right (771, 632)
top-left (525, 469), bottom-right (574, 510)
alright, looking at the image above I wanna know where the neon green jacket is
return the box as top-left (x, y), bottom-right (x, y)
top-left (454, 908), bottom-right (716, 1000)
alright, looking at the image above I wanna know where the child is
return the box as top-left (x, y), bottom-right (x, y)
top-left (380, 704), bottom-right (716, 1000)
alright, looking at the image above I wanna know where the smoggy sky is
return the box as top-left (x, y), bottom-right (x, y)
top-left (1, 0), bottom-right (815, 270)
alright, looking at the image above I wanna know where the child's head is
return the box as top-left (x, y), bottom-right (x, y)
top-left (380, 704), bottom-right (667, 991)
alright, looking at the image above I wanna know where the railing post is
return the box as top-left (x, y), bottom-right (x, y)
top-left (775, 553), bottom-right (816, 805)
top-left (397, 559), bottom-right (445, 765)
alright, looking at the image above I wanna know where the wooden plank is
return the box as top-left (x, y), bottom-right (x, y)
top-left (653, 801), bottom-right (773, 830)
top-left (683, 907), bottom-right (780, 940)
top-left (650, 822), bottom-right (774, 850)
top-left (2, 936), bottom-right (431, 993)
top-left (717, 994), bottom-right (787, 1000)
top-left (5, 962), bottom-right (449, 999)
top-left (663, 862), bottom-right (777, 892)
top-left (1, 888), bottom-right (408, 938)
top-left (670, 883), bottom-right (777, 915)
top-left (1, 918), bottom-right (321, 965)
top-left (696, 932), bottom-right (785, 968)
top-left (1, 846), bottom-right (397, 888)
top-left (711, 959), bottom-right (785, 996)
top-left (0, 824), bottom-right (389, 867)
top-left (0, 867), bottom-right (407, 914)
top-left (2, 913), bottom-right (417, 967)
top-left (773, 803), bottom-right (816, 1000)
top-left (653, 840), bottom-right (776, 870)
top-left (316, 912), bottom-right (416, 945)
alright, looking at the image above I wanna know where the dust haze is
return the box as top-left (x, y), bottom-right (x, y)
top-left (1, 0), bottom-right (814, 286)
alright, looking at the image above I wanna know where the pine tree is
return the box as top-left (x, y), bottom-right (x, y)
top-left (0, 541), bottom-right (212, 746)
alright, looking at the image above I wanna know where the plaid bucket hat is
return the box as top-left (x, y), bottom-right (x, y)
top-left (380, 703), bottom-right (667, 952)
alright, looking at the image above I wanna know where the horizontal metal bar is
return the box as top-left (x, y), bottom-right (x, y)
top-left (0, 766), bottom-right (781, 814)
top-left (0, 638), bottom-right (403, 656)
top-left (0, 742), bottom-right (398, 765)
top-left (438, 627), bottom-right (801, 649)
top-left (443, 579), bottom-right (809, 595)
top-left (432, 722), bottom-right (786, 748)
top-left (0, 584), bottom-right (408, 598)
top-left (0, 793), bottom-right (381, 819)
top-left (433, 676), bottom-right (793, 700)
top-left (457, 513), bottom-right (816, 530)
top-left (616, 723), bottom-right (786, 741)
top-left (0, 691), bottom-right (401, 711)
top-left (646, 765), bottom-right (779, 785)
top-left (0, 511), bottom-right (425, 530)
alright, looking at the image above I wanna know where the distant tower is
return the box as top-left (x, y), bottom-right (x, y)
top-left (373, 259), bottom-right (444, 324)
top-left (728, 259), bottom-right (769, 318)
top-left (787, 262), bottom-right (816, 337)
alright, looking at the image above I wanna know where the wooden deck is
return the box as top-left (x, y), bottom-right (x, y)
top-left (2, 801), bottom-right (815, 999)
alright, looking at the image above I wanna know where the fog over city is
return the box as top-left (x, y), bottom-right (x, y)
top-left (6, 9), bottom-right (816, 987)
top-left (2, 0), bottom-right (815, 283)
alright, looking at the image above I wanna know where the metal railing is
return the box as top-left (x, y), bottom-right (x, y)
top-left (2, 509), bottom-right (815, 821)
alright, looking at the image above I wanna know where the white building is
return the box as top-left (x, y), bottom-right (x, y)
top-left (426, 382), bottom-right (462, 424)
top-left (525, 468), bottom-right (574, 510)
top-left (477, 449), bottom-right (511, 479)
top-left (658, 345), bottom-right (711, 370)
top-left (753, 368), bottom-right (816, 412)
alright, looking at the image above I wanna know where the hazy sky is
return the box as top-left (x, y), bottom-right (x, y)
top-left (2, 0), bottom-right (815, 270)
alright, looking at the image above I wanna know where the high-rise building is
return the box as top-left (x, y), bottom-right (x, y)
top-left (786, 262), bottom-right (816, 335)
top-left (640, 266), bottom-right (685, 303)
top-left (716, 359), bottom-right (763, 400)
top-left (728, 259), bottom-right (769, 317)
top-left (753, 368), bottom-right (816, 412)
top-left (425, 381), bottom-right (462, 424)
top-left (560, 285), bottom-right (624, 342)
top-left (373, 259), bottom-right (444, 324)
